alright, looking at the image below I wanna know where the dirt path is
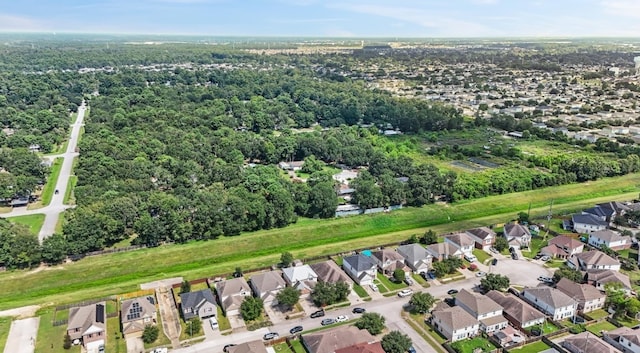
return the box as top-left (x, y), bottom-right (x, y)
top-left (0, 305), bottom-right (39, 319)
top-left (156, 287), bottom-right (181, 348)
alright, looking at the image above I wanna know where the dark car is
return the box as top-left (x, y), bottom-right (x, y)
top-left (223, 344), bottom-right (237, 353)
top-left (511, 252), bottom-right (519, 260)
top-left (352, 307), bottom-right (366, 314)
top-left (263, 332), bottom-right (279, 340)
top-left (509, 247), bottom-right (515, 253)
top-left (289, 326), bottom-right (303, 334)
top-left (408, 346), bottom-right (417, 353)
top-left (54, 189), bottom-right (59, 195)
top-left (321, 318), bottom-right (336, 326)
top-left (492, 258), bottom-right (498, 266)
top-left (447, 289), bottom-right (458, 295)
top-left (310, 309), bottom-right (325, 318)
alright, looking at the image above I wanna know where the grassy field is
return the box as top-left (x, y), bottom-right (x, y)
top-left (41, 157), bottom-right (63, 206)
top-left (7, 214), bottom-right (46, 235)
top-left (35, 308), bottom-right (81, 353)
top-left (0, 316), bottom-right (12, 353)
top-left (0, 174), bottom-right (639, 310)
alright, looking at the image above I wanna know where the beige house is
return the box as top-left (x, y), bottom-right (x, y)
top-left (67, 302), bottom-right (106, 352)
top-left (444, 232), bottom-right (475, 255)
top-left (568, 250), bottom-right (621, 271)
top-left (120, 296), bottom-right (157, 338)
top-left (486, 291), bottom-right (545, 330)
top-left (455, 289), bottom-right (508, 333)
top-left (302, 326), bottom-right (376, 353)
top-left (215, 277), bottom-right (252, 316)
top-left (371, 249), bottom-right (409, 276)
top-left (556, 278), bottom-right (606, 314)
top-left (250, 271), bottom-right (286, 306)
top-left (603, 327), bottom-right (640, 353)
top-left (228, 340), bottom-right (268, 353)
top-left (540, 235), bottom-right (584, 259)
top-left (465, 227), bottom-right (496, 250)
top-left (431, 306), bottom-right (480, 342)
top-left (522, 287), bottom-right (577, 321)
top-left (562, 332), bottom-right (621, 353)
top-left (587, 270), bottom-right (633, 294)
top-left (310, 260), bottom-right (354, 289)
top-left (396, 244), bottom-right (432, 274)
top-left (503, 223), bottom-right (531, 249)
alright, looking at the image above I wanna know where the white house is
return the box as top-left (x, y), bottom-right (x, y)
top-left (396, 244), bottom-right (432, 274)
top-left (486, 291), bottom-right (546, 330)
top-left (282, 265), bottom-right (318, 294)
top-left (588, 230), bottom-right (632, 251)
top-left (555, 278), bottom-right (606, 314)
top-left (603, 327), bottom-right (640, 353)
top-left (563, 332), bottom-right (620, 353)
top-left (431, 306), bottom-right (480, 342)
top-left (572, 213), bottom-right (608, 234)
top-left (503, 223), bottom-right (531, 249)
top-left (522, 287), bottom-right (577, 321)
top-left (342, 254), bottom-right (377, 286)
top-left (586, 270), bottom-right (633, 294)
top-left (455, 289), bottom-right (508, 333)
top-left (444, 232), bottom-right (475, 255)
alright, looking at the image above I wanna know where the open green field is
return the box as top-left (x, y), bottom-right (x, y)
top-left (0, 174), bottom-right (639, 310)
top-left (7, 214), bottom-right (46, 235)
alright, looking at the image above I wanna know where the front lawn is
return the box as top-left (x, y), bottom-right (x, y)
top-left (376, 273), bottom-right (407, 291)
top-left (450, 336), bottom-right (498, 353)
top-left (472, 249), bottom-right (492, 264)
top-left (353, 284), bottom-right (370, 298)
top-left (587, 321), bottom-right (617, 336)
top-left (217, 305), bottom-right (231, 331)
top-left (521, 236), bottom-right (548, 259)
top-left (511, 341), bottom-right (552, 353)
top-left (7, 214), bottom-right (46, 235)
top-left (412, 273), bottom-right (430, 288)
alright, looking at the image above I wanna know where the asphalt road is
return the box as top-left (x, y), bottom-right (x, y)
top-left (0, 102), bottom-right (86, 242)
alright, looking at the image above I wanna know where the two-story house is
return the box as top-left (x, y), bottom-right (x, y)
top-left (250, 271), bottom-right (286, 306)
top-left (603, 326), bottom-right (640, 353)
top-left (282, 265), bottom-right (318, 294)
top-left (486, 291), bottom-right (545, 330)
top-left (589, 230), bottom-right (632, 251)
top-left (572, 213), bottom-right (608, 234)
top-left (121, 296), bottom-right (157, 338)
top-left (465, 227), bottom-right (496, 250)
top-left (215, 277), bottom-right (252, 316)
top-left (310, 260), bottom-right (354, 289)
top-left (503, 223), bottom-right (531, 250)
top-left (431, 306), bottom-right (480, 342)
top-left (568, 250), bottom-right (621, 271)
top-left (371, 249), bottom-right (409, 276)
top-left (396, 244), bottom-right (432, 274)
top-left (556, 278), bottom-right (606, 314)
top-left (587, 270), bottom-right (633, 294)
top-left (563, 332), bottom-right (620, 353)
top-left (444, 232), bottom-right (475, 256)
top-left (342, 254), bottom-right (377, 286)
top-left (426, 242), bottom-right (463, 261)
top-left (67, 302), bottom-right (106, 351)
top-left (540, 235), bottom-right (584, 259)
top-left (455, 289), bottom-right (508, 333)
top-left (522, 287), bottom-right (577, 321)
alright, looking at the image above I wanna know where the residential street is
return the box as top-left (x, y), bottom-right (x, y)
top-left (0, 102), bottom-right (86, 242)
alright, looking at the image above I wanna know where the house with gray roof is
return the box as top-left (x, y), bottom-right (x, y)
top-left (572, 213), bottom-right (609, 233)
top-left (555, 278), bottom-right (606, 314)
top-left (603, 326), bottom-right (640, 353)
top-left (396, 244), bottom-right (431, 274)
top-left (310, 260), bottom-right (353, 289)
top-left (465, 227), bottom-right (496, 250)
top-left (562, 332), bottom-right (621, 353)
top-left (215, 277), bottom-right (252, 316)
top-left (586, 269), bottom-right (632, 294)
top-left (250, 271), bottom-right (286, 306)
top-left (120, 296), bottom-right (157, 338)
top-left (522, 287), bottom-right (577, 321)
top-left (342, 254), bottom-right (377, 285)
top-left (589, 230), bottom-right (632, 251)
top-left (282, 265), bottom-right (318, 294)
top-left (67, 302), bottom-right (106, 350)
top-left (568, 250), bottom-right (621, 271)
top-left (371, 249), bottom-right (408, 276)
top-left (486, 291), bottom-right (545, 330)
top-left (180, 289), bottom-right (217, 320)
top-left (431, 306), bottom-right (480, 342)
top-left (503, 223), bottom-right (531, 249)
top-left (302, 326), bottom-right (376, 353)
top-left (455, 289), bottom-right (507, 333)
top-left (228, 340), bottom-right (268, 353)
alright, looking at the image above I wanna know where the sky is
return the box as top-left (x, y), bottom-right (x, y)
top-left (1, 0), bottom-right (640, 37)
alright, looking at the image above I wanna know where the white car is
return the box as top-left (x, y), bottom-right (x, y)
top-left (398, 289), bottom-right (413, 297)
top-left (335, 315), bottom-right (348, 323)
top-left (475, 271), bottom-right (487, 277)
top-left (370, 283), bottom-right (379, 292)
top-left (209, 317), bottom-right (218, 329)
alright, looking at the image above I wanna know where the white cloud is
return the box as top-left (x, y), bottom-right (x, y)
top-left (601, 0), bottom-right (640, 18)
top-left (0, 14), bottom-right (47, 32)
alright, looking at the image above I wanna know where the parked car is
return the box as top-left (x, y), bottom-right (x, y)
top-left (370, 283), bottom-right (379, 292)
top-left (447, 289), bottom-right (459, 295)
top-left (209, 317), bottom-right (218, 329)
top-left (538, 276), bottom-right (553, 283)
top-left (398, 289), bottom-right (413, 297)
top-left (310, 310), bottom-right (325, 318)
top-left (404, 277), bottom-right (414, 285)
top-left (151, 349), bottom-right (167, 353)
top-left (408, 346), bottom-right (417, 353)
top-left (491, 258), bottom-right (498, 266)
top-left (489, 247), bottom-right (498, 254)
top-left (475, 271), bottom-right (487, 277)
top-left (509, 247), bottom-right (516, 253)
top-left (321, 318), bottom-right (336, 326)
top-left (289, 326), bottom-right (303, 334)
top-left (420, 272), bottom-right (429, 280)
top-left (541, 256), bottom-right (551, 262)
top-left (335, 315), bottom-right (349, 323)
top-left (464, 254), bottom-right (478, 262)
top-left (263, 332), bottom-right (279, 340)
top-left (352, 307), bottom-right (366, 314)
top-left (511, 252), bottom-right (519, 260)
top-left (223, 345), bottom-right (237, 353)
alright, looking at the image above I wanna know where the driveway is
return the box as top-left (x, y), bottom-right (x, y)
top-left (156, 287), bottom-right (181, 348)
top-left (125, 336), bottom-right (144, 353)
top-left (3, 317), bottom-right (39, 353)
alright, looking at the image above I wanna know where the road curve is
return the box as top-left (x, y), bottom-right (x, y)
top-left (0, 102), bottom-right (86, 242)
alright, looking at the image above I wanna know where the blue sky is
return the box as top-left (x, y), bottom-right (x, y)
top-left (1, 0), bottom-right (639, 37)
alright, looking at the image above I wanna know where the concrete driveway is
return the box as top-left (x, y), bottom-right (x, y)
top-left (125, 336), bottom-right (144, 353)
top-left (3, 317), bottom-right (39, 353)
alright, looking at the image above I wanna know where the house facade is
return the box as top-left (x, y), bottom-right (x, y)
top-left (540, 235), bottom-right (584, 259)
top-left (250, 271), bottom-right (286, 306)
top-left (572, 213), bottom-right (609, 234)
top-left (342, 254), bottom-right (377, 286)
top-left (465, 227), bottom-right (496, 250)
top-left (431, 306), bottom-right (480, 342)
top-left (444, 233), bottom-right (475, 255)
top-left (371, 249), bottom-right (408, 276)
top-left (121, 296), bottom-right (157, 338)
top-left (603, 327), bottom-right (640, 353)
top-left (587, 270), bottom-right (633, 294)
top-left (396, 244), bottom-right (431, 274)
top-left (556, 278), bottom-right (606, 314)
top-left (522, 287), bottom-right (577, 321)
top-left (568, 250), bottom-right (621, 271)
top-left (486, 291), bottom-right (545, 329)
top-left (302, 326), bottom-right (376, 353)
top-left (180, 289), bottom-right (217, 320)
top-left (426, 242), bottom-right (463, 261)
top-left (67, 302), bottom-right (106, 351)
top-left (589, 230), bottom-right (632, 251)
top-left (215, 277), bottom-right (252, 316)
top-left (309, 260), bottom-right (354, 289)
top-left (562, 332), bottom-right (620, 353)
top-left (503, 223), bottom-right (531, 249)
top-left (282, 265), bottom-right (318, 294)
top-left (455, 289), bottom-right (507, 333)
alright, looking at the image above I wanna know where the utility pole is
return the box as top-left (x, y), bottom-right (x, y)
top-left (544, 199), bottom-right (554, 240)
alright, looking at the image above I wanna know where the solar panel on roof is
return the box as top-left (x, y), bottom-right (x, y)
top-left (95, 304), bottom-right (105, 323)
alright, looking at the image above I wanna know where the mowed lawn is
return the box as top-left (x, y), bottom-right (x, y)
top-left (0, 174), bottom-right (639, 310)
top-left (7, 214), bottom-right (46, 235)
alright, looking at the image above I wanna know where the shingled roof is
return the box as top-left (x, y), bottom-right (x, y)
top-left (486, 291), bottom-right (545, 327)
top-left (455, 288), bottom-right (503, 316)
top-left (302, 326), bottom-right (376, 353)
top-left (431, 306), bottom-right (479, 331)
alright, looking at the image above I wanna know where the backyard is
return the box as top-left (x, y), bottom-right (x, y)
top-left (586, 321), bottom-right (618, 336)
top-left (528, 320), bottom-right (561, 336)
top-left (450, 336), bottom-right (498, 353)
top-left (511, 341), bottom-right (552, 353)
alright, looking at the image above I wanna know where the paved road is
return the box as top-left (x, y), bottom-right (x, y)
top-left (3, 317), bottom-right (39, 353)
top-left (171, 257), bottom-right (549, 353)
top-left (0, 102), bottom-right (86, 242)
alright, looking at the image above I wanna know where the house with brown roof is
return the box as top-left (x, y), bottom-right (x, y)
top-left (589, 230), bottom-right (632, 251)
top-left (228, 340), bottom-right (268, 353)
top-left (486, 291), bottom-right (545, 330)
top-left (503, 223), bottom-right (531, 249)
top-left (540, 236), bottom-right (584, 259)
top-left (568, 250), bottom-right (621, 271)
top-left (586, 270), bottom-right (633, 294)
top-left (310, 260), bottom-right (354, 289)
top-left (431, 306), bottom-right (480, 342)
top-left (603, 326), bottom-right (640, 353)
top-left (522, 287), bottom-right (577, 321)
top-left (67, 302), bottom-right (106, 351)
top-left (371, 249), bottom-right (409, 276)
top-left (555, 278), bottom-right (606, 314)
top-left (396, 244), bottom-right (432, 274)
top-left (335, 342), bottom-right (385, 353)
top-left (455, 289), bottom-right (508, 333)
top-left (215, 277), bottom-right (252, 316)
top-left (302, 326), bottom-right (376, 353)
top-left (250, 271), bottom-right (286, 306)
top-left (426, 242), bottom-right (463, 261)
top-left (444, 232), bottom-right (475, 255)
top-left (562, 332), bottom-right (621, 353)
top-left (465, 227), bottom-right (497, 250)
top-left (120, 296), bottom-right (157, 338)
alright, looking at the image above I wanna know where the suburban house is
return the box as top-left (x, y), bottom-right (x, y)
top-left (335, 342), bottom-right (385, 353)
top-left (584, 202), bottom-right (630, 223)
top-left (572, 213), bottom-right (609, 234)
top-left (465, 227), bottom-right (496, 250)
top-left (426, 242), bottom-right (463, 261)
top-left (396, 244), bottom-right (432, 274)
top-left (455, 289), bottom-right (508, 333)
top-left (586, 270), bottom-right (633, 294)
top-left (215, 277), bottom-right (252, 316)
top-left (588, 230), bottom-right (632, 251)
top-left (486, 291), bottom-right (545, 330)
top-left (228, 340), bottom-right (269, 353)
top-left (180, 289), bottom-right (217, 320)
top-left (249, 271), bottom-right (286, 306)
top-left (521, 287), bottom-right (577, 321)
top-left (568, 250), bottom-right (621, 271)
top-left (603, 326), bottom-right (640, 353)
top-left (503, 223), bottom-right (531, 249)
top-left (282, 265), bottom-right (318, 294)
top-left (120, 296), bottom-right (157, 338)
top-left (562, 332), bottom-right (620, 353)
top-left (67, 302), bottom-right (106, 351)
top-left (371, 249), bottom-right (409, 276)
top-left (540, 235), bottom-right (584, 259)
top-left (555, 278), bottom-right (606, 314)
top-left (302, 326), bottom-right (376, 353)
top-left (431, 306), bottom-right (480, 342)
top-left (444, 232), bottom-right (475, 255)
top-left (278, 161), bottom-right (304, 171)
top-left (342, 254), bottom-right (378, 286)
top-left (309, 260), bottom-right (354, 289)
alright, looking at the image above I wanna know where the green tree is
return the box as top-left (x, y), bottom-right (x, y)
top-left (409, 292), bottom-right (436, 314)
top-left (311, 281), bottom-right (350, 307)
top-left (420, 229), bottom-right (438, 245)
top-left (240, 296), bottom-right (264, 321)
top-left (517, 212), bottom-right (530, 223)
top-left (41, 233), bottom-right (67, 264)
top-left (355, 312), bottom-right (386, 335)
top-left (63, 333), bottom-right (71, 350)
top-left (480, 273), bottom-right (510, 292)
top-left (553, 266), bottom-right (583, 283)
top-left (276, 287), bottom-right (300, 311)
top-left (280, 252), bottom-right (294, 268)
top-left (431, 261), bottom-right (449, 278)
top-left (381, 331), bottom-right (412, 353)
top-left (392, 269), bottom-right (405, 283)
top-left (142, 325), bottom-right (159, 344)
top-left (494, 236), bottom-right (509, 252)
top-left (185, 318), bottom-right (202, 336)
top-left (307, 181), bottom-right (338, 218)
top-left (180, 280), bottom-right (191, 294)
top-left (301, 155), bottom-right (324, 174)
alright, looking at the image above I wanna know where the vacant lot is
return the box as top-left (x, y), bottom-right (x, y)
top-left (7, 214), bottom-right (46, 235)
top-left (0, 174), bottom-right (639, 310)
